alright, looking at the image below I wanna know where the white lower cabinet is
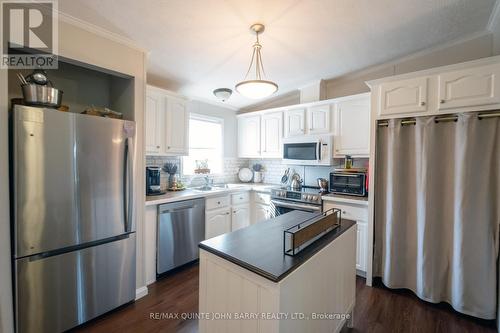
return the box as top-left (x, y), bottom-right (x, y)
top-left (356, 222), bottom-right (367, 272)
top-left (231, 204), bottom-right (250, 231)
top-left (205, 206), bottom-right (231, 239)
top-left (254, 203), bottom-right (272, 223)
top-left (323, 200), bottom-right (368, 275)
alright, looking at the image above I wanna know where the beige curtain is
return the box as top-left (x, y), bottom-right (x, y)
top-left (374, 113), bottom-right (500, 319)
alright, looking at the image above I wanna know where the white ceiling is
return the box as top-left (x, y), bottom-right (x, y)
top-left (59, 0), bottom-right (497, 109)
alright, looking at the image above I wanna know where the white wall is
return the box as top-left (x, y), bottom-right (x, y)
top-left (325, 33), bottom-right (495, 98)
top-left (238, 90), bottom-right (300, 113)
top-left (0, 60), bottom-right (14, 333)
top-left (187, 100), bottom-right (238, 158)
top-left (1, 16), bottom-right (147, 332)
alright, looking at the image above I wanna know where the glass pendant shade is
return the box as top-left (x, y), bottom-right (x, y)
top-left (235, 80), bottom-right (278, 99)
top-left (236, 24), bottom-right (278, 99)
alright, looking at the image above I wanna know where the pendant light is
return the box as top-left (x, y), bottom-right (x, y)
top-left (235, 23), bottom-right (278, 99)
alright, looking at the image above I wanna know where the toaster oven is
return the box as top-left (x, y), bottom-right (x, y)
top-left (329, 171), bottom-right (367, 197)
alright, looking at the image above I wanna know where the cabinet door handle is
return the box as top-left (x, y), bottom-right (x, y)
top-left (217, 201), bottom-right (221, 204)
top-left (440, 100), bottom-right (445, 104)
top-left (420, 101), bottom-right (425, 106)
top-left (226, 212), bottom-right (230, 215)
top-left (156, 145), bottom-right (160, 148)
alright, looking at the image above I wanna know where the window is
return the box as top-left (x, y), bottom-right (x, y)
top-left (182, 114), bottom-right (224, 175)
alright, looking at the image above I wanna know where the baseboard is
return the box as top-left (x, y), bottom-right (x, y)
top-left (135, 286), bottom-right (148, 300)
top-left (356, 269), bottom-right (366, 278)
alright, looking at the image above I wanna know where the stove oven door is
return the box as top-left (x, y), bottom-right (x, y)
top-left (271, 199), bottom-right (322, 216)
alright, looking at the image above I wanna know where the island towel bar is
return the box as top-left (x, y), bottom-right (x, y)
top-left (284, 208), bottom-right (341, 256)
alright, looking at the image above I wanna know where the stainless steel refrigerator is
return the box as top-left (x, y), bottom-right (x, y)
top-left (11, 105), bottom-right (137, 333)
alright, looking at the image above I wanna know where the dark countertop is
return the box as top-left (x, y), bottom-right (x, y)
top-left (199, 211), bottom-right (356, 282)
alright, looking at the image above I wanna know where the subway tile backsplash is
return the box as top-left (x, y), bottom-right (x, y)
top-left (146, 155), bottom-right (368, 189)
top-left (247, 158), bottom-right (368, 187)
top-left (145, 156), bottom-right (248, 190)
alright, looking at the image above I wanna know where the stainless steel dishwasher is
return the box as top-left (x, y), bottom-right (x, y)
top-left (157, 198), bottom-right (205, 275)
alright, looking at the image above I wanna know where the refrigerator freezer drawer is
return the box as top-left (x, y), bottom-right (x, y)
top-left (15, 233), bottom-right (136, 333)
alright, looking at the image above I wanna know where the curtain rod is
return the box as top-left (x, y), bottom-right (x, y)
top-left (377, 110), bottom-right (500, 127)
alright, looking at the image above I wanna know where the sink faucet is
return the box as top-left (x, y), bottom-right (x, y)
top-left (204, 175), bottom-right (211, 187)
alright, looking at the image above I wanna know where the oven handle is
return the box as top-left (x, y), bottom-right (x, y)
top-left (333, 173), bottom-right (362, 177)
top-left (271, 199), bottom-right (322, 212)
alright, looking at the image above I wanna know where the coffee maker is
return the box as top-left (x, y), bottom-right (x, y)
top-left (146, 166), bottom-right (165, 195)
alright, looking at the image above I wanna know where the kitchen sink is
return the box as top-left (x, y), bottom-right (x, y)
top-left (192, 184), bottom-right (229, 192)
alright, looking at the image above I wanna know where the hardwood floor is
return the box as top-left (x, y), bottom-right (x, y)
top-left (73, 263), bottom-right (496, 333)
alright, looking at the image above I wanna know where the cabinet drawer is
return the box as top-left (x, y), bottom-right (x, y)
top-left (254, 192), bottom-right (270, 205)
top-left (323, 201), bottom-right (368, 221)
top-left (206, 195), bottom-right (230, 210)
top-left (231, 192), bottom-right (250, 205)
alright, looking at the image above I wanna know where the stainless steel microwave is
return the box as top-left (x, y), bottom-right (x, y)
top-left (282, 135), bottom-right (333, 166)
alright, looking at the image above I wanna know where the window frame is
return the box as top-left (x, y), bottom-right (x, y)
top-left (181, 113), bottom-right (225, 176)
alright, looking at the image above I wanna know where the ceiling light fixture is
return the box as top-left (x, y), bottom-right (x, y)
top-left (213, 88), bottom-right (232, 102)
top-left (235, 23), bottom-right (278, 99)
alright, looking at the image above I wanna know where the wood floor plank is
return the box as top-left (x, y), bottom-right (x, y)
top-left (72, 264), bottom-right (496, 333)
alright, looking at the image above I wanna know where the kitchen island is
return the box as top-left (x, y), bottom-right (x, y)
top-left (198, 211), bottom-right (357, 333)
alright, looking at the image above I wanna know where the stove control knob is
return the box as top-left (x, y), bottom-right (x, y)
top-left (305, 195), bottom-right (310, 200)
top-left (312, 196), bottom-right (318, 201)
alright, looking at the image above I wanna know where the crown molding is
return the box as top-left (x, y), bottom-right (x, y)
top-left (55, 8), bottom-right (150, 54)
top-left (190, 96), bottom-right (239, 112)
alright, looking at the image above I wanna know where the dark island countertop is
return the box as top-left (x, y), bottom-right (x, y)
top-left (198, 211), bottom-right (356, 282)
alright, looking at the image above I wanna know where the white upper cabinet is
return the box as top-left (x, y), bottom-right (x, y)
top-left (335, 94), bottom-right (370, 157)
top-left (370, 56), bottom-right (500, 118)
top-left (165, 96), bottom-right (189, 155)
top-left (145, 86), bottom-right (189, 156)
top-left (261, 112), bottom-right (283, 158)
top-left (307, 104), bottom-right (331, 134)
top-left (145, 91), bottom-right (163, 154)
top-left (437, 63), bottom-right (500, 111)
top-left (379, 77), bottom-right (428, 116)
top-left (284, 108), bottom-right (306, 137)
top-left (238, 115), bottom-right (261, 158)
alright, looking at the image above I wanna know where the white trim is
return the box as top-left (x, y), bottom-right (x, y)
top-left (135, 286), bottom-right (148, 300)
top-left (147, 85), bottom-right (187, 100)
top-left (487, 0), bottom-right (500, 31)
top-left (55, 7), bottom-right (150, 54)
top-left (190, 112), bottom-right (224, 124)
top-left (190, 96), bottom-right (239, 112)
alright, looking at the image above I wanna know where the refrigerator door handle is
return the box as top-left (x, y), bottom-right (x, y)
top-left (124, 138), bottom-right (133, 233)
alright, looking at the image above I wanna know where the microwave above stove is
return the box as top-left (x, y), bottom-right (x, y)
top-left (330, 171), bottom-right (367, 197)
top-left (282, 135), bottom-right (333, 166)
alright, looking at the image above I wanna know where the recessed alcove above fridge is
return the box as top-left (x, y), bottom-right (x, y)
top-left (7, 56), bottom-right (135, 120)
